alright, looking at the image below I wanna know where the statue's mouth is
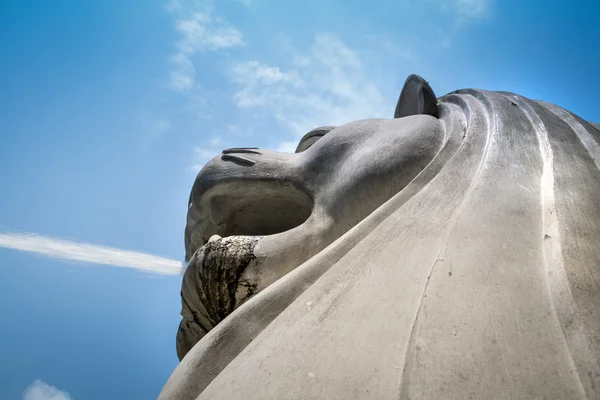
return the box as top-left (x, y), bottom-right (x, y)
top-left (185, 179), bottom-right (314, 260)
top-left (177, 176), bottom-right (315, 359)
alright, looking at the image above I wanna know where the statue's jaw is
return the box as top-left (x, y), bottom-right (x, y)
top-left (186, 176), bottom-right (313, 261)
top-left (178, 175), bottom-right (317, 360)
top-left (177, 234), bottom-right (262, 360)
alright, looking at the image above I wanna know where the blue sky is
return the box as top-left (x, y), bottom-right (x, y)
top-left (0, 0), bottom-right (598, 399)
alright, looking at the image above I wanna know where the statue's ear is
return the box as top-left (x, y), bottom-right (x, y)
top-left (394, 74), bottom-right (439, 119)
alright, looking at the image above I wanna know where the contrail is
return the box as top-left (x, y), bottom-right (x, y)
top-left (0, 232), bottom-right (184, 275)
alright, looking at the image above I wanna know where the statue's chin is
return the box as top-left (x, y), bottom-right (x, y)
top-left (178, 211), bottom-right (330, 360)
top-left (182, 234), bottom-right (262, 328)
top-left (179, 174), bottom-right (317, 358)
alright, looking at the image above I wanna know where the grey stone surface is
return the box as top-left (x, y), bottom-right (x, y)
top-left (160, 75), bottom-right (600, 399)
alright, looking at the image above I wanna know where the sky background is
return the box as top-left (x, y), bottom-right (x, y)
top-left (0, 0), bottom-right (598, 399)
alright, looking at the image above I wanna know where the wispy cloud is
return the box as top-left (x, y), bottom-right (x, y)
top-left (230, 34), bottom-right (388, 149)
top-left (175, 13), bottom-right (243, 53)
top-left (189, 124), bottom-right (254, 171)
top-left (232, 61), bottom-right (302, 108)
top-left (435, 0), bottom-right (491, 25)
top-left (167, 1), bottom-right (243, 92)
top-left (191, 145), bottom-right (219, 171)
top-left (0, 232), bottom-right (183, 275)
top-left (140, 113), bottom-right (171, 139)
top-left (169, 53), bottom-right (197, 92)
top-left (164, 0), bottom-right (493, 161)
top-left (23, 380), bottom-right (72, 400)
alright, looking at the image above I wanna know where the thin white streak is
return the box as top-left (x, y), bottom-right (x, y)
top-left (0, 232), bottom-right (184, 276)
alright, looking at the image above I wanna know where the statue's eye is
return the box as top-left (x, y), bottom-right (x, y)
top-left (295, 126), bottom-right (336, 153)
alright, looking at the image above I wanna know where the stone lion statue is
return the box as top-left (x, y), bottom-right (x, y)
top-left (159, 75), bottom-right (600, 399)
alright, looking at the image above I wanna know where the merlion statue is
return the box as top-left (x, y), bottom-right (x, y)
top-left (159, 75), bottom-right (600, 399)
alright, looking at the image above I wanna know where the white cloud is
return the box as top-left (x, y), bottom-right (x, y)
top-left (23, 380), bottom-right (72, 400)
top-left (232, 61), bottom-right (302, 108)
top-left (165, 0), bottom-right (183, 13)
top-left (209, 136), bottom-right (222, 146)
top-left (189, 126), bottom-right (253, 171)
top-left (227, 124), bottom-right (253, 138)
top-left (175, 12), bottom-right (243, 53)
top-left (165, 2), bottom-right (493, 160)
top-left (169, 53), bottom-right (196, 92)
top-left (230, 34), bottom-right (388, 148)
top-left (0, 232), bottom-right (184, 275)
top-left (435, 0), bottom-right (490, 23)
top-left (152, 118), bottom-right (171, 135)
top-left (192, 146), bottom-right (218, 171)
top-left (140, 113), bottom-right (171, 138)
top-left (167, 4), bottom-right (243, 93)
top-left (233, 61), bottom-right (298, 86)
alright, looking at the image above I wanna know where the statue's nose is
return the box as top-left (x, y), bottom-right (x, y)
top-left (221, 147), bottom-right (262, 166)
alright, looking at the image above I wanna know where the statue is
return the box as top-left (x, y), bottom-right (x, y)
top-left (159, 75), bottom-right (600, 399)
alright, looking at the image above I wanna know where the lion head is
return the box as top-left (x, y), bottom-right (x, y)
top-left (177, 75), bottom-right (443, 359)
